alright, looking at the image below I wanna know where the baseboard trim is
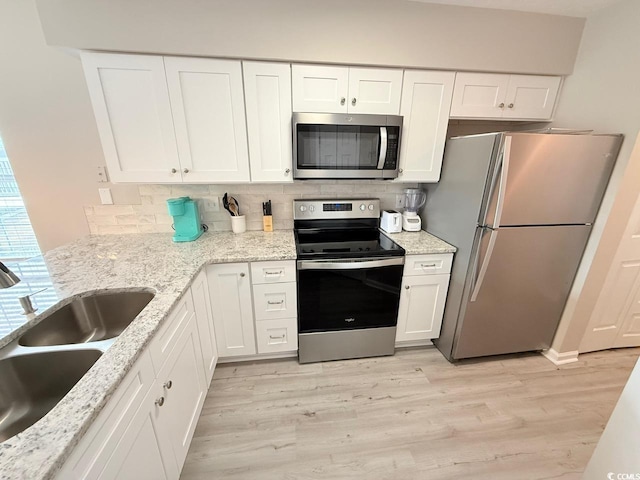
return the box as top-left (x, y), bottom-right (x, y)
top-left (218, 351), bottom-right (297, 364)
top-left (395, 339), bottom-right (434, 349)
top-left (542, 348), bottom-right (579, 366)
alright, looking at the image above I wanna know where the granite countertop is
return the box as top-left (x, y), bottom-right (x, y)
top-left (383, 230), bottom-right (457, 255)
top-left (0, 228), bottom-right (455, 480)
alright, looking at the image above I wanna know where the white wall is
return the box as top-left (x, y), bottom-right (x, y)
top-left (34, 0), bottom-right (584, 75)
top-left (0, 0), bottom-right (139, 252)
top-left (550, 0), bottom-right (640, 353)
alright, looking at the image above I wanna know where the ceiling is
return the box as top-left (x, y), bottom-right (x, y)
top-left (409, 0), bottom-right (626, 17)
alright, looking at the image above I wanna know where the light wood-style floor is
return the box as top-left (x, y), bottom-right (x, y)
top-left (181, 347), bottom-right (640, 480)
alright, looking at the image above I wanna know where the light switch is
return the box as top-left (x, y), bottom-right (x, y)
top-left (98, 188), bottom-right (113, 205)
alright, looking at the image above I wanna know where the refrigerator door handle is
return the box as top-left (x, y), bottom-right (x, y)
top-left (470, 228), bottom-right (498, 302)
top-left (492, 136), bottom-right (512, 228)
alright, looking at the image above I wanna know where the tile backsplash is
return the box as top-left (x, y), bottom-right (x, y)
top-left (84, 181), bottom-right (417, 235)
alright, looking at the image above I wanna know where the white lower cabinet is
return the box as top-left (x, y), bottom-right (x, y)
top-left (191, 269), bottom-right (218, 383)
top-left (156, 316), bottom-right (207, 470)
top-left (396, 254), bottom-right (453, 344)
top-left (207, 263), bottom-right (256, 357)
top-left (58, 289), bottom-right (208, 480)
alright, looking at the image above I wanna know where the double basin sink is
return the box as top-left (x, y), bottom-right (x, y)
top-left (0, 290), bottom-right (154, 442)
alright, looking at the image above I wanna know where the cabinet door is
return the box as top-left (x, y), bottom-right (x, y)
top-left (347, 67), bottom-right (403, 114)
top-left (292, 64), bottom-right (349, 113)
top-left (98, 385), bottom-right (178, 480)
top-left (243, 62), bottom-right (293, 183)
top-left (157, 316), bottom-right (207, 470)
top-left (502, 75), bottom-right (561, 120)
top-left (396, 274), bottom-right (450, 342)
top-left (450, 73), bottom-right (509, 119)
top-left (191, 270), bottom-right (218, 385)
top-left (164, 57), bottom-right (250, 183)
top-left (396, 70), bottom-right (454, 183)
top-left (207, 263), bottom-right (256, 357)
top-left (80, 52), bottom-right (181, 183)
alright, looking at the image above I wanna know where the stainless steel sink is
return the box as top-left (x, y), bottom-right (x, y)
top-left (19, 291), bottom-right (154, 347)
top-left (0, 349), bottom-right (102, 442)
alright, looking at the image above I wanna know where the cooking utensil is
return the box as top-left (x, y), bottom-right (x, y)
top-left (223, 193), bottom-right (234, 216)
top-left (228, 196), bottom-right (240, 216)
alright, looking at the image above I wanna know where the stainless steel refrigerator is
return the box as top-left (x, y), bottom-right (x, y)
top-left (423, 132), bottom-right (622, 361)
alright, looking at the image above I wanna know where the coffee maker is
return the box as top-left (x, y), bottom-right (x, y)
top-left (402, 188), bottom-right (426, 232)
top-left (166, 197), bottom-right (204, 242)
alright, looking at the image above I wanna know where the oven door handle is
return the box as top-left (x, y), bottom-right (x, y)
top-left (297, 257), bottom-right (404, 270)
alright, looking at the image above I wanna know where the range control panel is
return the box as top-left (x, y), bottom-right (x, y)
top-left (293, 199), bottom-right (380, 220)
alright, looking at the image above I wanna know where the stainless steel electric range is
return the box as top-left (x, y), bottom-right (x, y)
top-left (294, 199), bottom-right (405, 364)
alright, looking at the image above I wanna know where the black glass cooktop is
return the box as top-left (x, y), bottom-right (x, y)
top-left (295, 228), bottom-right (405, 259)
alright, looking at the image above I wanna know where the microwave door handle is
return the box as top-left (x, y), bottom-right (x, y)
top-left (377, 127), bottom-right (388, 169)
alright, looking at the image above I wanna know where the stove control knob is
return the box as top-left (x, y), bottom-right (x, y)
top-left (299, 205), bottom-right (307, 212)
top-left (368, 204), bottom-right (374, 211)
top-left (309, 205), bottom-right (315, 212)
top-left (359, 204), bottom-right (366, 211)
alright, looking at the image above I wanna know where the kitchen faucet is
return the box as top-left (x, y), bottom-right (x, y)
top-left (0, 261), bottom-right (20, 288)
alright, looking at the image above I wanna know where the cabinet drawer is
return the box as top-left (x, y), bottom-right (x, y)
top-left (250, 260), bottom-right (296, 284)
top-left (255, 318), bottom-right (298, 354)
top-left (253, 282), bottom-right (297, 321)
top-left (149, 293), bottom-right (194, 373)
top-left (404, 254), bottom-right (453, 276)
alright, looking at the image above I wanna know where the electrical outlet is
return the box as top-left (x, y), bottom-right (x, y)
top-left (395, 194), bottom-right (405, 209)
top-left (204, 197), bottom-right (220, 212)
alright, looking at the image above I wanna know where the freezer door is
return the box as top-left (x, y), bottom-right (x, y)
top-left (453, 225), bottom-right (591, 360)
top-left (484, 133), bottom-right (621, 227)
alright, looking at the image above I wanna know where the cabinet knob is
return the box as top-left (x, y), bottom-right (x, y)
top-left (183, 168), bottom-right (189, 174)
top-left (498, 103), bottom-right (505, 109)
top-left (285, 168), bottom-right (290, 175)
top-left (398, 169), bottom-right (403, 174)
top-left (351, 98), bottom-right (357, 106)
top-left (240, 272), bottom-right (245, 277)
top-left (163, 380), bottom-right (173, 390)
top-left (405, 285), bottom-right (410, 290)
top-left (155, 396), bottom-right (165, 407)
top-left (340, 97), bottom-right (346, 106)
top-left (508, 103), bottom-right (514, 109)
top-left (171, 168), bottom-right (177, 174)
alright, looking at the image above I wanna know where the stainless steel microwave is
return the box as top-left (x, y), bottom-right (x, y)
top-left (293, 112), bottom-right (402, 180)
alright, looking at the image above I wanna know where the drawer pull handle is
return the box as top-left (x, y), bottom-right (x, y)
top-left (267, 300), bottom-right (284, 305)
top-left (163, 380), bottom-right (172, 390)
top-left (155, 397), bottom-right (165, 407)
top-left (420, 263), bottom-right (437, 268)
top-left (269, 335), bottom-right (286, 340)
top-left (264, 271), bottom-right (283, 276)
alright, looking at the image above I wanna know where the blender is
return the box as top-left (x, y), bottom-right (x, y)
top-left (402, 188), bottom-right (426, 232)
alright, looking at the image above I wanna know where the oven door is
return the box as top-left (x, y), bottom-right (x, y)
top-left (297, 257), bottom-right (404, 333)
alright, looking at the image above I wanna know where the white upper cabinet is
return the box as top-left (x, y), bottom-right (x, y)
top-left (81, 52), bottom-right (181, 183)
top-left (347, 67), bottom-right (403, 114)
top-left (243, 62), bottom-right (293, 183)
top-left (450, 72), bottom-right (561, 120)
top-left (292, 64), bottom-right (349, 113)
top-left (292, 64), bottom-right (402, 114)
top-left (396, 70), bottom-right (455, 183)
top-left (450, 73), bottom-right (510, 118)
top-left (164, 57), bottom-right (250, 183)
top-left (501, 75), bottom-right (561, 120)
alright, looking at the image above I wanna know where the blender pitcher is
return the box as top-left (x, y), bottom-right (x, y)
top-left (402, 188), bottom-right (426, 231)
